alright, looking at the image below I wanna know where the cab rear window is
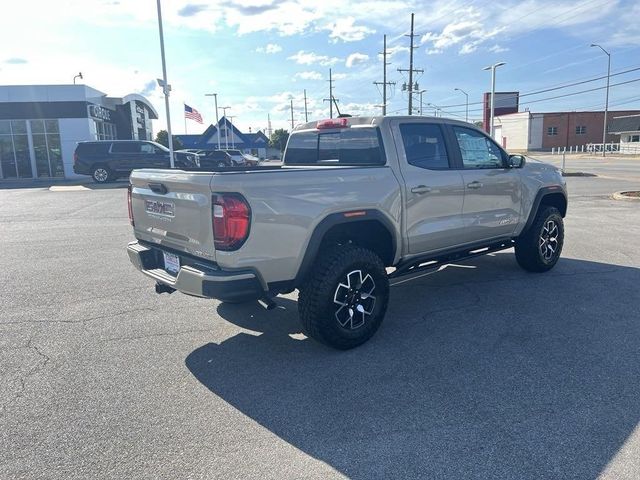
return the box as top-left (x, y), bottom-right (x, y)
top-left (284, 128), bottom-right (385, 165)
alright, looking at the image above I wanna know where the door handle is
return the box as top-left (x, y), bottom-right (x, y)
top-left (467, 181), bottom-right (483, 189)
top-left (148, 182), bottom-right (168, 195)
top-left (411, 185), bottom-right (432, 194)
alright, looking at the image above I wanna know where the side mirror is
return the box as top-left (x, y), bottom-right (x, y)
top-left (509, 154), bottom-right (526, 168)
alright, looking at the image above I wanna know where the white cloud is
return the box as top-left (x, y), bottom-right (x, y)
top-left (288, 50), bottom-right (341, 66)
top-left (294, 71), bottom-right (323, 80)
top-left (332, 73), bottom-right (349, 80)
top-left (488, 44), bottom-right (509, 53)
top-left (345, 53), bottom-right (369, 68)
top-left (324, 17), bottom-right (375, 43)
top-left (256, 43), bottom-right (282, 54)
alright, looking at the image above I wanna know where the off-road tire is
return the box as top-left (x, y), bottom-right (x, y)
top-left (298, 245), bottom-right (389, 350)
top-left (515, 206), bottom-right (564, 272)
top-left (92, 165), bottom-right (113, 183)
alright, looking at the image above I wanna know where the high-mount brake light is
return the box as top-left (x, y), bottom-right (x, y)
top-left (317, 118), bottom-right (349, 129)
top-left (212, 193), bottom-right (251, 251)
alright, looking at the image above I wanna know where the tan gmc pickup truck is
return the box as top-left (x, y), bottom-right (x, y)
top-left (127, 116), bottom-right (567, 349)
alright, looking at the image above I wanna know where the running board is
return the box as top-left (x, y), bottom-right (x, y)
top-left (388, 241), bottom-right (514, 286)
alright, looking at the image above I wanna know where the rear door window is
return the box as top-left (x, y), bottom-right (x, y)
top-left (285, 128), bottom-right (384, 165)
top-left (111, 142), bottom-right (141, 154)
top-left (399, 123), bottom-right (450, 169)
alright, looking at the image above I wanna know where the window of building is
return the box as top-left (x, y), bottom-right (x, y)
top-left (547, 126), bottom-right (558, 136)
top-left (575, 126), bottom-right (586, 135)
top-left (95, 120), bottom-right (117, 141)
top-left (0, 119), bottom-right (63, 180)
top-left (399, 123), bottom-right (450, 169)
top-left (629, 135), bottom-right (640, 143)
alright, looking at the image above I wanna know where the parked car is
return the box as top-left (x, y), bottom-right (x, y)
top-left (242, 153), bottom-right (260, 166)
top-left (74, 140), bottom-right (199, 183)
top-left (196, 150), bottom-right (246, 168)
top-left (127, 116), bottom-right (567, 350)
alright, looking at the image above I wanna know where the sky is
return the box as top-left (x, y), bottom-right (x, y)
top-left (1, 0), bottom-right (639, 135)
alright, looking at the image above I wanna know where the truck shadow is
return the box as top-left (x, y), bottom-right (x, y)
top-left (186, 253), bottom-right (640, 479)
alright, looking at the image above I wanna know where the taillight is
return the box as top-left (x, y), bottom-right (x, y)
top-left (127, 185), bottom-right (134, 226)
top-left (317, 118), bottom-right (349, 129)
top-left (212, 194), bottom-right (250, 251)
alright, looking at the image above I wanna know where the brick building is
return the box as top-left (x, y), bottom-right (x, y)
top-left (493, 110), bottom-right (640, 151)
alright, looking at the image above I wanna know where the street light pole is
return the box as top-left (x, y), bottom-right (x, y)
top-left (417, 89), bottom-right (426, 115)
top-left (221, 106), bottom-right (230, 149)
top-left (228, 116), bottom-right (236, 149)
top-left (483, 62), bottom-right (506, 139)
top-left (454, 87), bottom-right (469, 123)
top-left (205, 93), bottom-right (221, 150)
top-left (156, 0), bottom-right (174, 168)
top-left (591, 44), bottom-right (611, 157)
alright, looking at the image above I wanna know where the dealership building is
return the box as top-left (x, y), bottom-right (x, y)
top-left (0, 84), bottom-right (157, 181)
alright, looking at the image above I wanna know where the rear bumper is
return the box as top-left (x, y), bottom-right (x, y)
top-left (127, 241), bottom-right (263, 302)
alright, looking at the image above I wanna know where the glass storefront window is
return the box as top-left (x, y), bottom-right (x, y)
top-left (32, 134), bottom-right (51, 177)
top-left (0, 121), bottom-right (11, 135)
top-left (45, 120), bottom-right (59, 134)
top-left (30, 120), bottom-right (45, 134)
top-left (0, 136), bottom-right (17, 178)
top-left (11, 120), bottom-right (27, 135)
top-left (13, 134), bottom-right (33, 178)
top-left (47, 133), bottom-right (64, 177)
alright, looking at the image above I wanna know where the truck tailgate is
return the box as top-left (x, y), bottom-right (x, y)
top-left (129, 169), bottom-right (216, 261)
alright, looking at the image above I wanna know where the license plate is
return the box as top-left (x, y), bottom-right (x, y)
top-left (163, 251), bottom-right (180, 274)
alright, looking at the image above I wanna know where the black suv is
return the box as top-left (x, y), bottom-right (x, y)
top-left (73, 141), bottom-right (200, 183)
top-left (195, 149), bottom-right (246, 169)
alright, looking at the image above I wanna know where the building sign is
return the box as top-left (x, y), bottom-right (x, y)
top-left (88, 104), bottom-right (112, 121)
top-left (135, 102), bottom-right (146, 129)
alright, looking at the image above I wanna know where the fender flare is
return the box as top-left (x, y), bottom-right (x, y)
top-left (522, 186), bottom-right (568, 234)
top-left (294, 209), bottom-right (398, 285)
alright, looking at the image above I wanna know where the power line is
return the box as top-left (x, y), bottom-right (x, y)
top-left (438, 66), bottom-right (640, 109)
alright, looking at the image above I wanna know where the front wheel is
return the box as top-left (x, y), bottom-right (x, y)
top-left (515, 206), bottom-right (564, 272)
top-left (298, 245), bottom-right (389, 350)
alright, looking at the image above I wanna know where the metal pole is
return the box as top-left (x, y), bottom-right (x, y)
top-left (205, 93), bottom-right (220, 149)
top-left (290, 99), bottom-right (295, 129)
top-left (329, 68), bottom-right (333, 119)
top-left (221, 106), bottom-right (230, 149)
top-left (408, 13), bottom-right (414, 116)
top-left (383, 34), bottom-right (387, 116)
top-left (603, 51), bottom-right (610, 158)
top-left (184, 103), bottom-right (187, 134)
top-left (490, 66), bottom-right (496, 139)
top-left (228, 115), bottom-right (235, 148)
top-left (303, 89), bottom-right (308, 122)
top-left (455, 88), bottom-right (469, 123)
top-left (156, 0), bottom-right (174, 168)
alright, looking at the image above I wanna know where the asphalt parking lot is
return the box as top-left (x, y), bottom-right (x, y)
top-left (1, 157), bottom-right (639, 479)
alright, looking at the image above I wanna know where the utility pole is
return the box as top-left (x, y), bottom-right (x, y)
top-left (323, 68), bottom-right (338, 118)
top-left (303, 89), bottom-right (308, 122)
top-left (290, 98), bottom-right (295, 129)
top-left (398, 13), bottom-right (423, 116)
top-left (374, 34), bottom-right (396, 116)
top-left (205, 93), bottom-right (221, 149)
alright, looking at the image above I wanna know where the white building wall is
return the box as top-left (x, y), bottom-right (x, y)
top-left (494, 112), bottom-right (530, 151)
top-left (58, 118), bottom-right (93, 178)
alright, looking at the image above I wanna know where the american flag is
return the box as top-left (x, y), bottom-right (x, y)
top-left (184, 104), bottom-right (203, 124)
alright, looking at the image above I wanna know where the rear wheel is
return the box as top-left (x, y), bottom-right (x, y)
top-left (515, 206), bottom-right (564, 272)
top-left (92, 165), bottom-right (112, 183)
top-left (298, 245), bottom-right (389, 350)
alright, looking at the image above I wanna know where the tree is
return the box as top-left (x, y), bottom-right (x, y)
top-left (269, 128), bottom-right (289, 152)
top-left (154, 130), bottom-right (183, 150)
top-left (473, 121), bottom-right (484, 129)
